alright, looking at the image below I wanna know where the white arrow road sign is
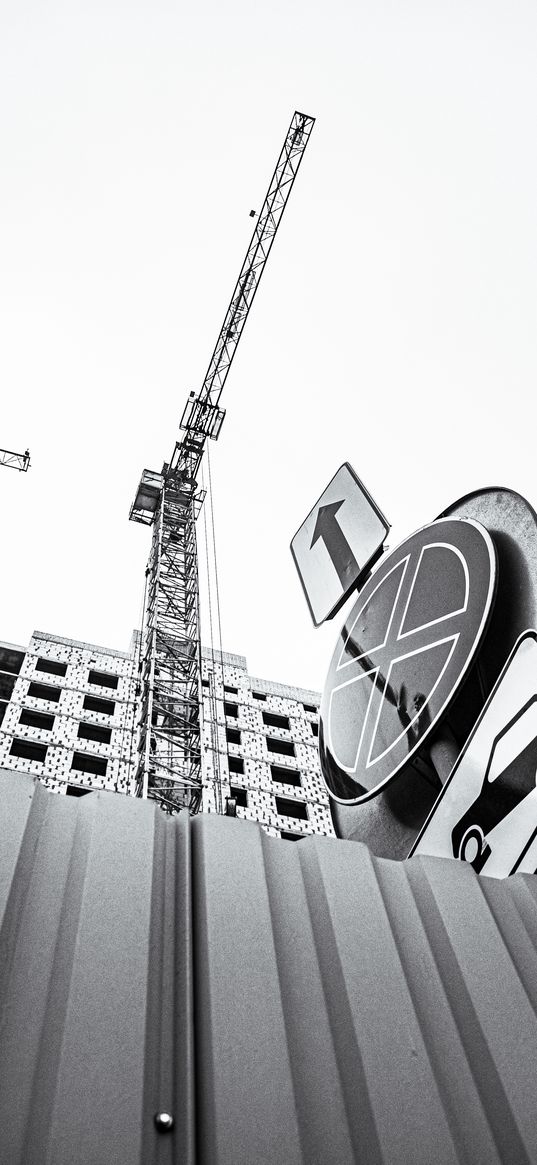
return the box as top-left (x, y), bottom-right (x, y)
top-left (290, 463), bottom-right (389, 626)
top-left (410, 630), bottom-right (537, 878)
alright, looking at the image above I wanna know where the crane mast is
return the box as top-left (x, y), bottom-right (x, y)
top-left (130, 111), bottom-right (315, 814)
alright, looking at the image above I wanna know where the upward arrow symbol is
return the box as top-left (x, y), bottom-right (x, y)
top-left (310, 500), bottom-right (358, 590)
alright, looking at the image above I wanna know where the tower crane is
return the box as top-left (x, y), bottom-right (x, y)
top-left (130, 111), bottom-right (315, 815)
top-left (0, 448), bottom-right (30, 472)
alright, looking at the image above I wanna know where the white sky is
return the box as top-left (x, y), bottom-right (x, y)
top-left (1, 0), bottom-right (536, 694)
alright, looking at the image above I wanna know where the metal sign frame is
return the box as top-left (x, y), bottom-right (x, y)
top-left (409, 629), bottom-right (537, 876)
top-left (319, 517), bottom-right (497, 805)
top-left (290, 462), bottom-right (390, 627)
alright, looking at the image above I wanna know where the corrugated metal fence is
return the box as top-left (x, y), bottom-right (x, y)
top-left (1, 771), bottom-right (537, 1164)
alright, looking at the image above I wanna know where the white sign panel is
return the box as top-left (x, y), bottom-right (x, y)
top-left (411, 630), bottom-right (537, 878)
top-left (290, 463), bottom-right (389, 627)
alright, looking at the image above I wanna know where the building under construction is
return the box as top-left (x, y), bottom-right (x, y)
top-left (0, 630), bottom-right (334, 841)
top-left (0, 113), bottom-right (333, 842)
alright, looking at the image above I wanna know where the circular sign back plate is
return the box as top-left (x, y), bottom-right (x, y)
top-left (319, 518), bottom-right (497, 804)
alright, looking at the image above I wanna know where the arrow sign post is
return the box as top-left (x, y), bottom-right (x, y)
top-left (291, 463), bottom-right (390, 627)
top-left (310, 500), bottom-right (359, 591)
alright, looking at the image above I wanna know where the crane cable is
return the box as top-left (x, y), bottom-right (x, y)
top-left (207, 442), bottom-right (230, 814)
top-left (127, 564), bottom-right (150, 796)
top-left (200, 456), bottom-right (225, 814)
top-left (206, 442), bottom-right (226, 695)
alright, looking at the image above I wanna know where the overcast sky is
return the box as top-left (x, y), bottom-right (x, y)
top-left (1, 0), bottom-right (536, 694)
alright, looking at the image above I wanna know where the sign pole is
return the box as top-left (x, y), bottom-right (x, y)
top-left (428, 728), bottom-right (460, 786)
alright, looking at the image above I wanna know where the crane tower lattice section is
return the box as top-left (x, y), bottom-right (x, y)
top-left (130, 111), bottom-right (315, 813)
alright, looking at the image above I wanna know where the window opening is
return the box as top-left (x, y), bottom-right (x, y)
top-left (228, 756), bottom-right (244, 775)
top-left (36, 657), bottom-right (67, 678)
top-left (275, 796), bottom-right (308, 821)
top-left (28, 682), bottom-right (61, 703)
top-left (78, 722), bottom-right (112, 745)
top-left (263, 711), bottom-right (290, 731)
top-left (88, 670), bottom-right (119, 690)
top-left (71, 752), bottom-right (108, 777)
top-left (270, 764), bottom-right (301, 787)
top-left (0, 647), bottom-right (24, 675)
top-left (267, 737), bottom-right (295, 758)
top-left (83, 695), bottom-right (115, 715)
top-left (10, 738), bottom-right (47, 763)
top-left (0, 674), bottom-right (16, 701)
top-left (229, 785), bottom-right (247, 807)
top-left (19, 709), bottom-right (55, 731)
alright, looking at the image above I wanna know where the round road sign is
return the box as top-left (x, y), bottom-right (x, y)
top-left (319, 518), bottom-right (497, 804)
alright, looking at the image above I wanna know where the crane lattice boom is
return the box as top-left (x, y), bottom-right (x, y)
top-left (130, 111), bottom-right (314, 814)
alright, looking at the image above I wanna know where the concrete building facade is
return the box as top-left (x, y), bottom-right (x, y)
top-left (0, 631), bottom-right (139, 798)
top-left (0, 631), bottom-right (335, 839)
top-left (201, 647), bottom-right (333, 839)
